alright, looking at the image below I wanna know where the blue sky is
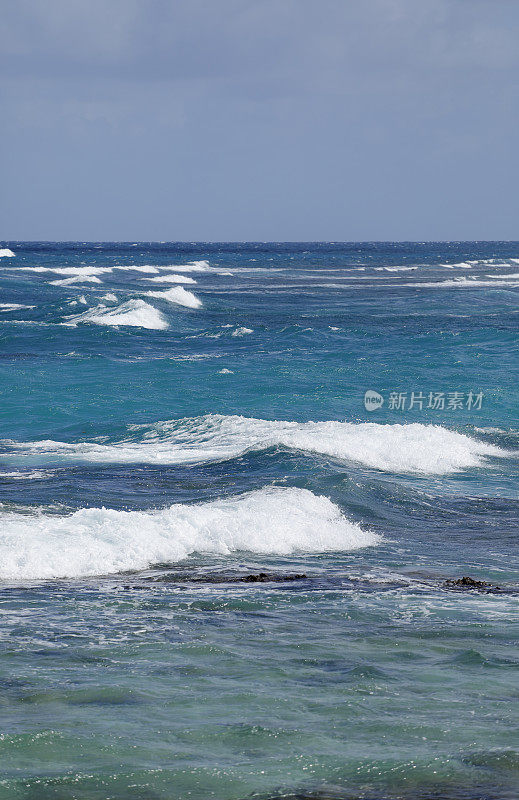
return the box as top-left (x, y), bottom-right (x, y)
top-left (2, 0), bottom-right (518, 241)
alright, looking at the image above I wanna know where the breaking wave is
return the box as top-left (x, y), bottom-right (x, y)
top-left (3, 415), bottom-right (505, 474)
top-left (0, 487), bottom-right (379, 580)
top-left (144, 287), bottom-right (202, 309)
top-left (0, 303), bottom-right (35, 311)
top-left (51, 275), bottom-right (103, 285)
top-left (398, 277), bottom-right (519, 289)
top-left (143, 274), bottom-right (197, 284)
top-left (0, 248), bottom-right (15, 258)
top-left (63, 299), bottom-right (169, 330)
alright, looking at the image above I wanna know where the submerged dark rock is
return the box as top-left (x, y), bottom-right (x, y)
top-left (238, 572), bottom-right (307, 583)
top-left (146, 571), bottom-right (308, 585)
top-left (443, 575), bottom-right (499, 591)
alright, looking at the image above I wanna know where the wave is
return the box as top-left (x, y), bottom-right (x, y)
top-left (161, 260), bottom-right (217, 272)
top-left (50, 275), bottom-right (103, 285)
top-left (63, 299), bottom-right (169, 330)
top-left (374, 266), bottom-right (418, 272)
top-left (161, 260), bottom-right (232, 275)
top-left (3, 415), bottom-right (505, 474)
top-left (17, 267), bottom-right (112, 276)
top-left (0, 470), bottom-right (55, 480)
top-left (143, 274), bottom-right (197, 284)
top-left (113, 265), bottom-right (159, 273)
top-left (398, 277), bottom-right (519, 289)
top-left (0, 248), bottom-right (15, 258)
top-left (0, 303), bottom-right (35, 311)
top-left (144, 287), bottom-right (202, 309)
top-left (488, 273), bottom-right (519, 280)
top-left (440, 262), bottom-right (473, 269)
top-left (0, 487), bottom-right (379, 580)
top-left (231, 326), bottom-right (253, 336)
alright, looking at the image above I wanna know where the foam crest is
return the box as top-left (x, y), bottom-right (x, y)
top-left (4, 415), bottom-right (504, 474)
top-left (143, 274), bottom-right (197, 284)
top-left (162, 260), bottom-right (211, 272)
top-left (440, 262), bottom-right (473, 269)
top-left (374, 266), bottom-right (417, 272)
top-left (0, 249), bottom-right (15, 258)
top-left (398, 277), bottom-right (519, 289)
top-left (0, 487), bottom-right (379, 580)
top-left (113, 265), bottom-right (159, 273)
top-left (51, 275), bottom-right (102, 285)
top-left (19, 267), bottom-right (112, 276)
top-left (63, 299), bottom-right (169, 330)
top-left (145, 287), bottom-right (202, 308)
top-left (232, 326), bottom-right (253, 336)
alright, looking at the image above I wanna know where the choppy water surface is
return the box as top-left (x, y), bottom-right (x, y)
top-left (0, 242), bottom-right (517, 800)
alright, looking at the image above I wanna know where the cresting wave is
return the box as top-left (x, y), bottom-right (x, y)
top-left (2, 415), bottom-right (505, 474)
top-left (63, 299), bottom-right (169, 330)
top-left (0, 487), bottom-right (379, 580)
top-left (0, 248), bottom-right (15, 258)
top-left (145, 286), bottom-right (202, 308)
top-left (144, 274), bottom-right (197, 284)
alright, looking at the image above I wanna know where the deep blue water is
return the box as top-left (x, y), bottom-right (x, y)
top-left (0, 242), bottom-right (517, 800)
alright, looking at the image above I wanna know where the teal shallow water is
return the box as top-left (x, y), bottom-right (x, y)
top-left (0, 242), bottom-right (517, 799)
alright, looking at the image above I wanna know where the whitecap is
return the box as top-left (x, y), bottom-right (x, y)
top-left (143, 275), bottom-right (197, 284)
top-left (144, 287), bottom-right (202, 309)
top-left (64, 299), bottom-right (169, 330)
top-left (0, 249), bottom-right (15, 258)
top-left (0, 303), bottom-right (35, 311)
top-left (232, 327), bottom-right (253, 336)
top-left (51, 275), bottom-right (102, 286)
top-left (4, 415), bottom-right (506, 474)
top-left (394, 277), bottom-right (519, 289)
top-left (0, 487), bottom-right (379, 580)
top-left (374, 266), bottom-right (418, 272)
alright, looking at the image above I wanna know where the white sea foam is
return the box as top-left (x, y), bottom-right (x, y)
top-left (144, 287), bottom-right (202, 309)
top-left (3, 415), bottom-right (505, 474)
top-left (161, 260), bottom-right (210, 272)
top-left (487, 273), bottom-right (519, 280)
top-left (374, 266), bottom-right (417, 272)
top-left (396, 277), bottom-right (519, 289)
top-left (101, 293), bottom-right (118, 302)
top-left (1, 470), bottom-right (55, 480)
top-left (232, 327), bottom-right (253, 336)
top-left (160, 260), bottom-right (232, 275)
top-left (64, 299), bottom-right (169, 330)
top-left (440, 262), bottom-right (473, 269)
top-left (0, 249), bottom-right (15, 258)
top-left (0, 303), bottom-right (35, 311)
top-left (143, 274), bottom-right (197, 284)
top-left (18, 267), bottom-right (112, 276)
top-left (0, 487), bottom-right (379, 580)
top-left (113, 265), bottom-right (159, 273)
top-left (51, 275), bottom-right (103, 286)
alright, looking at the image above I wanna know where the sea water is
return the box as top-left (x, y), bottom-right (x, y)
top-left (0, 242), bottom-right (517, 800)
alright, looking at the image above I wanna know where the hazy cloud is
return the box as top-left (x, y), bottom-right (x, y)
top-left (2, 0), bottom-right (518, 239)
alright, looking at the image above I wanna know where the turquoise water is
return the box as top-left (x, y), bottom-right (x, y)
top-left (0, 242), bottom-right (517, 800)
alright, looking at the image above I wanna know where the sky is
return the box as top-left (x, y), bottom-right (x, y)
top-left (1, 0), bottom-right (519, 241)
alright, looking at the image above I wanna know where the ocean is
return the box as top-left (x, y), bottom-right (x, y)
top-left (0, 241), bottom-right (517, 800)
